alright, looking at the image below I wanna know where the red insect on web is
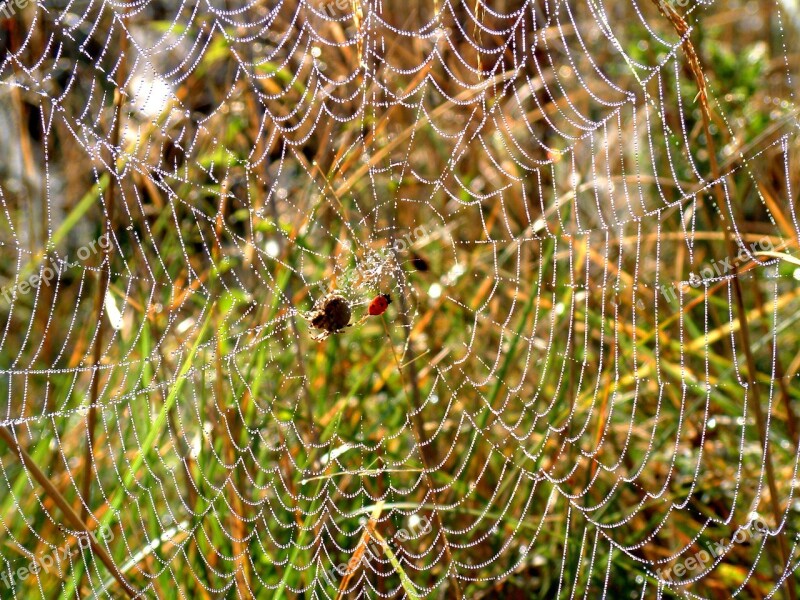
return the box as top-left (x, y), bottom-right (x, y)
top-left (368, 293), bottom-right (391, 316)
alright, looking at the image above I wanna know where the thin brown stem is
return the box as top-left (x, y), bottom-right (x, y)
top-left (0, 426), bottom-right (138, 598)
top-left (649, 3), bottom-right (796, 597)
top-left (388, 279), bottom-right (463, 600)
top-left (81, 27), bottom-right (128, 525)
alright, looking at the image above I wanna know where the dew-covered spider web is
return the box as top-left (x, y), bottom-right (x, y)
top-left (2, 0), bottom-right (800, 597)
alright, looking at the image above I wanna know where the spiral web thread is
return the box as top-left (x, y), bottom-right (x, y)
top-left (1, 0), bottom-right (800, 597)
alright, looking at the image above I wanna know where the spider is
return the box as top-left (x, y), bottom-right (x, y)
top-left (305, 291), bottom-right (394, 341)
top-left (307, 294), bottom-right (353, 341)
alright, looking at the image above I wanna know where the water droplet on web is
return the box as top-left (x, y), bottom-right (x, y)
top-left (265, 240), bottom-right (280, 257)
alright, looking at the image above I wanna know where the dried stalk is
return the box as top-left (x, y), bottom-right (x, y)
top-left (391, 266), bottom-right (463, 600)
top-left (82, 26), bottom-right (128, 524)
top-left (0, 426), bottom-right (137, 598)
top-left (649, 3), bottom-right (796, 598)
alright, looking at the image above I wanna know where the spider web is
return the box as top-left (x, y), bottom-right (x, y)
top-left (1, 0), bottom-right (800, 597)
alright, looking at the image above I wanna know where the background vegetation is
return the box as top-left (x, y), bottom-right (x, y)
top-left (1, 0), bottom-right (799, 597)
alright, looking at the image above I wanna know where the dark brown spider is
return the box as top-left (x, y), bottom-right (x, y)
top-left (308, 294), bottom-right (352, 341)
